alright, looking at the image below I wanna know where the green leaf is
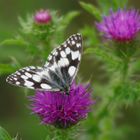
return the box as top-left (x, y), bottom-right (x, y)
top-left (57, 11), bottom-right (80, 34)
top-left (54, 11), bottom-right (80, 44)
top-left (0, 38), bottom-right (28, 46)
top-left (85, 47), bottom-right (121, 69)
top-left (18, 14), bottom-right (34, 34)
top-left (61, 11), bottom-right (80, 27)
top-left (114, 82), bottom-right (140, 105)
top-left (80, 1), bottom-right (101, 20)
top-left (0, 127), bottom-right (12, 140)
top-left (113, 0), bottom-right (128, 8)
top-left (81, 26), bottom-right (99, 46)
top-left (98, 0), bottom-right (128, 14)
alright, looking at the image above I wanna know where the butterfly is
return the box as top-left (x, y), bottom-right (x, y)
top-left (6, 33), bottom-right (82, 95)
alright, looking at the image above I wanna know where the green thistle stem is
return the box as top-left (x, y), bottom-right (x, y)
top-left (121, 58), bottom-right (129, 83)
top-left (45, 127), bottom-right (71, 140)
top-left (115, 42), bottom-right (131, 83)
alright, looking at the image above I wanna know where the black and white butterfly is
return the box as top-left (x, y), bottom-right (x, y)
top-left (6, 33), bottom-right (82, 95)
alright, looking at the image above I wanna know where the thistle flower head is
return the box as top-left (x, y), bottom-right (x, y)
top-left (30, 83), bottom-right (94, 129)
top-left (34, 9), bottom-right (52, 24)
top-left (97, 9), bottom-right (140, 42)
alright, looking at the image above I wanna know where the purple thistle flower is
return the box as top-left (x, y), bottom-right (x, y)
top-left (34, 9), bottom-right (52, 24)
top-left (30, 83), bottom-right (94, 129)
top-left (96, 9), bottom-right (140, 42)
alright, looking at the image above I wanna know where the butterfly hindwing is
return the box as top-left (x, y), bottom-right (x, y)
top-left (6, 66), bottom-right (59, 91)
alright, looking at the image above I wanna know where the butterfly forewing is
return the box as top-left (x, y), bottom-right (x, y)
top-left (6, 33), bottom-right (82, 93)
top-left (44, 33), bottom-right (82, 85)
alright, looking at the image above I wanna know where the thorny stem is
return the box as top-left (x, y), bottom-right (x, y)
top-left (45, 127), bottom-right (71, 140)
top-left (97, 45), bottom-right (131, 118)
top-left (121, 57), bottom-right (129, 83)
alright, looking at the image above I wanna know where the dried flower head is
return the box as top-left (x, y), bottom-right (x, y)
top-left (30, 83), bottom-right (93, 129)
top-left (34, 9), bottom-right (52, 24)
top-left (97, 9), bottom-right (140, 42)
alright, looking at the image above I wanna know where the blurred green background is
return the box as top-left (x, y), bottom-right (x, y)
top-left (0, 0), bottom-right (140, 140)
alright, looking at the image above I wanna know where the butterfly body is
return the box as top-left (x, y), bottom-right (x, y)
top-left (6, 33), bottom-right (82, 94)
